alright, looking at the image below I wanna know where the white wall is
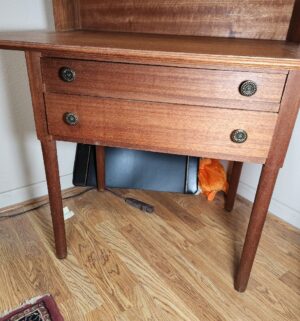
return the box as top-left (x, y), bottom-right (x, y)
top-left (0, 1), bottom-right (299, 228)
top-left (0, 0), bottom-right (76, 208)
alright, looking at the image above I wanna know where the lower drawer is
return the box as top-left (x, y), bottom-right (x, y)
top-left (45, 93), bottom-right (277, 163)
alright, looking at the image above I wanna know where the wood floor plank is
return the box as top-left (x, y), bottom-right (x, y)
top-left (120, 223), bottom-right (228, 321)
top-left (0, 215), bottom-right (71, 309)
top-left (59, 299), bottom-right (85, 321)
top-left (69, 220), bottom-right (138, 314)
top-left (96, 221), bottom-right (200, 321)
top-left (170, 192), bottom-right (300, 276)
top-left (28, 208), bottom-right (104, 314)
top-left (129, 284), bottom-right (172, 321)
top-left (116, 308), bottom-right (145, 321)
top-left (0, 188), bottom-right (299, 321)
top-left (280, 271), bottom-right (300, 296)
top-left (112, 190), bottom-right (300, 321)
top-left (123, 189), bottom-right (207, 244)
top-left (120, 220), bottom-right (271, 321)
top-left (193, 239), bottom-right (299, 320)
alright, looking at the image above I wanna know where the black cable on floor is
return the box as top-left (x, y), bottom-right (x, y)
top-left (105, 188), bottom-right (154, 214)
top-left (0, 187), bottom-right (95, 221)
top-left (0, 187), bottom-right (155, 222)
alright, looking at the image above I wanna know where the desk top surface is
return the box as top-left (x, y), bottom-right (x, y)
top-left (0, 30), bottom-right (299, 70)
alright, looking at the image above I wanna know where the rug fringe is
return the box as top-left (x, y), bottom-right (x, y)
top-left (0, 294), bottom-right (51, 317)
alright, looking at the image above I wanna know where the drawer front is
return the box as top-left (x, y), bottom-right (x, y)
top-left (41, 58), bottom-right (286, 112)
top-left (45, 93), bottom-right (277, 163)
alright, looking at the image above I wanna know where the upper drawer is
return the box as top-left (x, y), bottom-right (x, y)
top-left (41, 58), bottom-right (286, 112)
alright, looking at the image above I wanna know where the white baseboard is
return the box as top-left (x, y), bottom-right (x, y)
top-left (0, 174), bottom-right (74, 208)
top-left (1, 175), bottom-right (299, 229)
top-left (238, 181), bottom-right (300, 229)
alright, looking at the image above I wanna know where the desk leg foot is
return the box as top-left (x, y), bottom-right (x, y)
top-left (225, 161), bottom-right (243, 212)
top-left (96, 146), bottom-right (106, 192)
top-left (235, 164), bottom-right (279, 292)
top-left (41, 139), bottom-right (67, 259)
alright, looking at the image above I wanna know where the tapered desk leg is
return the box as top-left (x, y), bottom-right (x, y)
top-left (235, 163), bottom-right (279, 292)
top-left (41, 139), bottom-right (67, 259)
top-left (225, 161), bottom-right (243, 212)
top-left (96, 146), bottom-right (106, 192)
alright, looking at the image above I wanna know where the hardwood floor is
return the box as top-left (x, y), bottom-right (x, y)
top-left (0, 189), bottom-right (299, 320)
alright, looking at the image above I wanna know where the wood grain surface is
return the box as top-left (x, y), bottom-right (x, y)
top-left (267, 71), bottom-right (300, 168)
top-left (40, 139), bottom-right (67, 259)
top-left (0, 189), bottom-right (299, 320)
top-left (25, 51), bottom-right (48, 140)
top-left (235, 164), bottom-right (280, 292)
top-left (225, 161), bottom-right (243, 212)
top-left (287, 0), bottom-right (300, 42)
top-left (45, 93), bottom-right (277, 163)
top-left (0, 186), bottom-right (90, 215)
top-left (96, 146), bottom-right (105, 192)
top-left (235, 69), bottom-right (300, 291)
top-left (0, 31), bottom-right (299, 70)
top-left (79, 0), bottom-right (295, 41)
top-left (0, 0), bottom-right (298, 302)
top-left (52, 0), bottom-right (81, 31)
top-left (41, 58), bottom-right (286, 111)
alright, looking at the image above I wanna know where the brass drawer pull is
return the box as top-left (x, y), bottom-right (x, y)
top-left (239, 80), bottom-right (257, 97)
top-left (63, 112), bottom-right (79, 126)
top-left (231, 129), bottom-right (248, 143)
top-left (59, 67), bottom-right (76, 82)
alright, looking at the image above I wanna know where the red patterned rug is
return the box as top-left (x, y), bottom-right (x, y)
top-left (0, 295), bottom-right (64, 321)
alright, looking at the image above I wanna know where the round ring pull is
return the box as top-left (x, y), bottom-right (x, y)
top-left (231, 129), bottom-right (248, 144)
top-left (239, 80), bottom-right (257, 97)
top-left (59, 67), bottom-right (76, 82)
top-left (63, 112), bottom-right (79, 126)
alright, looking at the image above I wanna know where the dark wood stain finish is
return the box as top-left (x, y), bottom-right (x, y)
top-left (235, 71), bottom-right (300, 292)
top-left (52, 0), bottom-right (81, 31)
top-left (225, 161), bottom-right (243, 212)
top-left (0, 0), bottom-right (299, 293)
top-left (96, 146), bottom-right (105, 192)
top-left (25, 51), bottom-right (48, 140)
top-left (44, 93), bottom-right (278, 163)
top-left (0, 31), bottom-right (299, 70)
top-left (41, 58), bottom-right (286, 112)
top-left (267, 71), bottom-right (300, 168)
top-left (235, 164), bottom-right (280, 292)
top-left (287, 0), bottom-right (300, 42)
top-left (41, 138), bottom-right (67, 259)
top-left (79, 0), bottom-right (295, 40)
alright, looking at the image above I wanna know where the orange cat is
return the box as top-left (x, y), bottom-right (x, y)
top-left (199, 159), bottom-right (229, 201)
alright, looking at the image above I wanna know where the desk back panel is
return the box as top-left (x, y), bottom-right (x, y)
top-left (52, 0), bottom-right (80, 31)
top-left (78, 0), bottom-right (295, 40)
top-left (52, 1), bottom-right (299, 42)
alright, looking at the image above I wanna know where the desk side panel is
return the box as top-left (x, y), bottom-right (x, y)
top-left (267, 70), bottom-right (300, 167)
top-left (25, 51), bottom-right (49, 140)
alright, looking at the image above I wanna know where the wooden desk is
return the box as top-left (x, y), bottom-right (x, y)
top-left (0, 30), bottom-right (299, 292)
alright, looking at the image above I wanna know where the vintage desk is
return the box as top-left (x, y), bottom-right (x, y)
top-left (0, 0), bottom-right (299, 292)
